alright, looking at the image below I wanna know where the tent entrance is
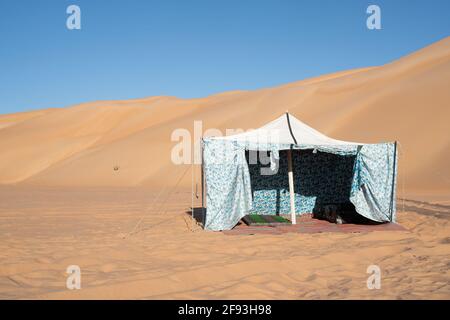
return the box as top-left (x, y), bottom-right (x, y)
top-left (246, 149), bottom-right (373, 224)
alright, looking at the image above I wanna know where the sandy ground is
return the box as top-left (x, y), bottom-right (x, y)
top-left (0, 186), bottom-right (448, 299)
top-left (0, 38), bottom-right (449, 300)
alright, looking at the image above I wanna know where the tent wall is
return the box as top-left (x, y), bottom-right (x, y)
top-left (350, 143), bottom-right (398, 223)
top-left (202, 139), bottom-right (253, 231)
top-left (247, 150), bottom-right (356, 215)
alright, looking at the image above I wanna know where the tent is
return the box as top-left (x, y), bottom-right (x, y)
top-left (201, 113), bottom-right (398, 231)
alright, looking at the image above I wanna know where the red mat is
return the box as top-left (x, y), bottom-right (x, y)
top-left (223, 214), bottom-right (407, 235)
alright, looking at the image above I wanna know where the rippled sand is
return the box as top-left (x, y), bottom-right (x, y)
top-left (0, 186), bottom-right (448, 299)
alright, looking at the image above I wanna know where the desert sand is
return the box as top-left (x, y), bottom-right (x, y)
top-left (0, 186), bottom-right (448, 299)
top-left (0, 37), bottom-right (449, 299)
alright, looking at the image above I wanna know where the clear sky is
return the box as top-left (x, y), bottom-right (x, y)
top-left (0, 0), bottom-right (449, 114)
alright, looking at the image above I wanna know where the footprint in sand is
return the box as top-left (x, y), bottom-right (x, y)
top-left (35, 257), bottom-right (54, 264)
top-left (100, 263), bottom-right (118, 273)
top-left (305, 273), bottom-right (317, 281)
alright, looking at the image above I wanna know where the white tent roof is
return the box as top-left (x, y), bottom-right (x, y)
top-left (213, 113), bottom-right (363, 146)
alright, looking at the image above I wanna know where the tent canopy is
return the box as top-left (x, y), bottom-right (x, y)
top-left (202, 113), bottom-right (398, 231)
top-left (215, 113), bottom-right (363, 146)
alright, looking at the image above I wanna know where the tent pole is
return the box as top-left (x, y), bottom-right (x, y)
top-left (389, 141), bottom-right (398, 222)
top-left (191, 154), bottom-right (194, 222)
top-left (201, 138), bottom-right (205, 227)
top-left (287, 148), bottom-right (297, 224)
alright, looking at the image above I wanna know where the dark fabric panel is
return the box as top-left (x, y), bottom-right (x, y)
top-left (247, 150), bottom-right (356, 214)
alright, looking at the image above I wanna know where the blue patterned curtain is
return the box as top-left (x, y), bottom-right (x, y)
top-left (248, 149), bottom-right (357, 215)
top-left (350, 143), bottom-right (397, 222)
top-left (203, 139), bottom-right (253, 231)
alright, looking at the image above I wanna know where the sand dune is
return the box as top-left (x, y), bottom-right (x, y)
top-left (0, 38), bottom-right (449, 300)
top-left (0, 37), bottom-right (449, 198)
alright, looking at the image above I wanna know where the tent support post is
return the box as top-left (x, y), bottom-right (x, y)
top-left (389, 141), bottom-right (398, 222)
top-left (201, 138), bottom-right (205, 227)
top-left (191, 160), bottom-right (194, 222)
top-left (287, 149), bottom-right (297, 224)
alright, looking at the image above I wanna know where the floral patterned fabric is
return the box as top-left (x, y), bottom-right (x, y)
top-left (350, 143), bottom-right (398, 222)
top-left (248, 150), bottom-right (356, 215)
top-left (203, 138), bottom-right (397, 231)
top-left (203, 139), bottom-right (253, 231)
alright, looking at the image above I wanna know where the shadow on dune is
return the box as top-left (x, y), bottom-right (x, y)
top-left (399, 198), bottom-right (450, 220)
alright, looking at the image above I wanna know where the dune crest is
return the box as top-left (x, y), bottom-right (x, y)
top-left (0, 37), bottom-right (449, 198)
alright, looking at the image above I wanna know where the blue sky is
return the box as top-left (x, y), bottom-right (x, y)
top-left (0, 0), bottom-right (449, 114)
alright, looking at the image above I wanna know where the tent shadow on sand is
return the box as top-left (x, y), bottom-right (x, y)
top-left (186, 207), bottom-right (207, 226)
